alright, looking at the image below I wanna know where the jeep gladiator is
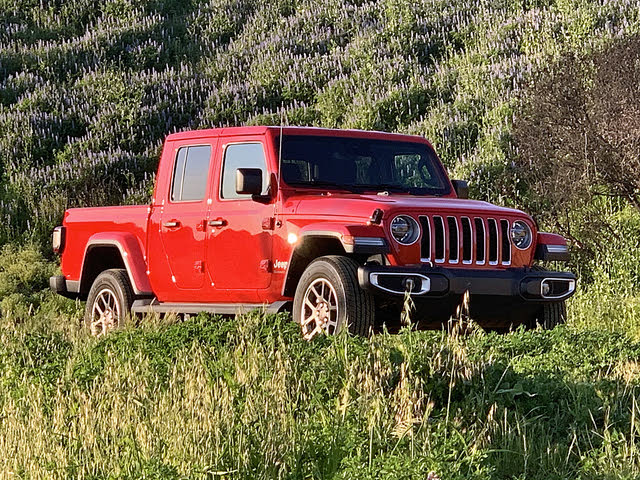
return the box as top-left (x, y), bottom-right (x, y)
top-left (50, 126), bottom-right (576, 338)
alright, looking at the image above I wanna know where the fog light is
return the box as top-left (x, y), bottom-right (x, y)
top-left (542, 282), bottom-right (551, 297)
top-left (404, 277), bottom-right (415, 292)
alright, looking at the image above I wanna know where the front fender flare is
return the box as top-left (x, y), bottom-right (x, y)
top-left (296, 222), bottom-right (389, 254)
top-left (281, 223), bottom-right (388, 297)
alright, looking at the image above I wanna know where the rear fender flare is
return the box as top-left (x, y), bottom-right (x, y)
top-left (80, 232), bottom-right (152, 296)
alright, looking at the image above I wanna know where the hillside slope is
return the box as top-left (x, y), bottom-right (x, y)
top-left (1, 0), bottom-right (639, 245)
top-left (2, 3), bottom-right (640, 477)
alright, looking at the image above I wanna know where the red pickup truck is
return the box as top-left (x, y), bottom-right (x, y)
top-left (50, 126), bottom-right (575, 338)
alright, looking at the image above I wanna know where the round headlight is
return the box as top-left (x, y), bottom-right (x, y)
top-left (511, 220), bottom-right (532, 250)
top-left (390, 215), bottom-right (420, 245)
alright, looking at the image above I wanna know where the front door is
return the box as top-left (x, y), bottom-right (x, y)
top-left (207, 140), bottom-right (273, 294)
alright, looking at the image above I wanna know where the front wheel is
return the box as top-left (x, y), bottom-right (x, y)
top-left (530, 301), bottom-right (567, 330)
top-left (539, 301), bottom-right (567, 329)
top-left (84, 269), bottom-right (134, 336)
top-left (293, 256), bottom-right (374, 340)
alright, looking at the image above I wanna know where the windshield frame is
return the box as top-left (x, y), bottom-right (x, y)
top-left (275, 134), bottom-right (452, 196)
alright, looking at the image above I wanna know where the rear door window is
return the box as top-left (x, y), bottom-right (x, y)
top-left (170, 145), bottom-right (212, 202)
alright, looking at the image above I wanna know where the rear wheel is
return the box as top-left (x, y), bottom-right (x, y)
top-left (293, 256), bottom-right (374, 340)
top-left (85, 269), bottom-right (134, 336)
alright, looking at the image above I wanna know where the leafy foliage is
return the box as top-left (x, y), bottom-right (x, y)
top-left (0, 244), bottom-right (56, 319)
top-left (513, 37), bottom-right (640, 244)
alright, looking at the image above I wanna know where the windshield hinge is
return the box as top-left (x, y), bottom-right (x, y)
top-left (262, 217), bottom-right (276, 230)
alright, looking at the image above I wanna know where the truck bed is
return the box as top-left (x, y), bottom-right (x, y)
top-left (61, 205), bottom-right (150, 285)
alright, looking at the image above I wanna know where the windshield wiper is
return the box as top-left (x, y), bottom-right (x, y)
top-left (286, 180), bottom-right (364, 193)
top-left (286, 181), bottom-right (424, 195)
top-left (359, 184), bottom-right (417, 194)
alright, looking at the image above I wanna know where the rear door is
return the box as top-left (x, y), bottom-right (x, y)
top-left (207, 138), bottom-right (274, 294)
top-left (159, 140), bottom-right (215, 291)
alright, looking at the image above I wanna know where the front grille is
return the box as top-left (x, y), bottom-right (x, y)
top-left (419, 215), bottom-right (512, 266)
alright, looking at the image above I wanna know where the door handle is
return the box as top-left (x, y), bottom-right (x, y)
top-left (208, 219), bottom-right (226, 227)
top-left (163, 220), bottom-right (180, 228)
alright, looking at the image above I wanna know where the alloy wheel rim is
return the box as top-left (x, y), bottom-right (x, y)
top-left (300, 278), bottom-right (340, 340)
top-left (90, 288), bottom-right (120, 337)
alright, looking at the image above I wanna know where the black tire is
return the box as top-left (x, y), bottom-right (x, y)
top-left (535, 301), bottom-right (567, 330)
top-left (293, 255), bottom-right (374, 339)
top-left (84, 269), bottom-right (134, 336)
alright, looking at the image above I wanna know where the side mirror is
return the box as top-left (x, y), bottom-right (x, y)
top-left (236, 168), bottom-right (263, 195)
top-left (451, 180), bottom-right (469, 199)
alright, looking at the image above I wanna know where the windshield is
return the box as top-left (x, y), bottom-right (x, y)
top-left (278, 135), bottom-right (451, 195)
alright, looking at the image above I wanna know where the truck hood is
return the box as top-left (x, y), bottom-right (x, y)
top-left (287, 192), bottom-right (529, 220)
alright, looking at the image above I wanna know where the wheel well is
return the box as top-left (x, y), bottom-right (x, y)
top-left (80, 245), bottom-right (127, 298)
top-left (283, 236), bottom-right (357, 297)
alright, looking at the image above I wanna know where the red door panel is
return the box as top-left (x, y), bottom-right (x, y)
top-left (207, 203), bottom-right (273, 290)
top-left (160, 209), bottom-right (207, 289)
top-left (206, 139), bottom-right (273, 295)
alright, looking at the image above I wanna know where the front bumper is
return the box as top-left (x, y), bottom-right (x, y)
top-left (358, 265), bottom-right (576, 302)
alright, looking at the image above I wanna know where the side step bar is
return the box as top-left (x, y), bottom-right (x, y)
top-left (131, 299), bottom-right (290, 316)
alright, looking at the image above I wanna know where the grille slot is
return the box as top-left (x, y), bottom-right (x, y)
top-left (447, 217), bottom-right (459, 263)
top-left (474, 218), bottom-right (485, 264)
top-left (434, 216), bottom-right (445, 262)
top-left (419, 216), bottom-right (431, 261)
top-left (461, 217), bottom-right (472, 263)
top-left (500, 219), bottom-right (511, 264)
top-left (488, 219), bottom-right (499, 264)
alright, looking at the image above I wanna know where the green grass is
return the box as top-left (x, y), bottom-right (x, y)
top-left (0, 293), bottom-right (639, 479)
top-left (1, 243), bottom-right (639, 478)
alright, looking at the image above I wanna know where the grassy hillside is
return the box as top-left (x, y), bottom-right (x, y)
top-left (2, 1), bottom-right (640, 478)
top-left (1, 0), bottom-right (639, 245)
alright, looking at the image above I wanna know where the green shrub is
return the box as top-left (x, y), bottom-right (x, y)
top-left (0, 244), bottom-right (56, 320)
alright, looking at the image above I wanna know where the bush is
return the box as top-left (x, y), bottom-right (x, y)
top-left (512, 36), bottom-right (640, 257)
top-left (0, 244), bottom-right (56, 320)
